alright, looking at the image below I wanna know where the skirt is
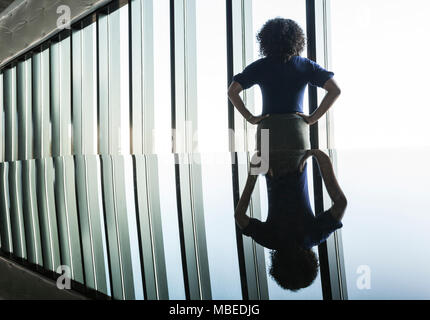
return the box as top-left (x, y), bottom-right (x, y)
top-left (254, 113), bottom-right (311, 175)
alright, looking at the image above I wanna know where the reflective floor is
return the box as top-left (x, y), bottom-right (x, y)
top-left (335, 147), bottom-right (430, 299)
top-left (0, 148), bottom-right (428, 299)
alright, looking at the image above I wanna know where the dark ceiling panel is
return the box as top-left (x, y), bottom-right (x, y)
top-left (0, 0), bottom-right (14, 15)
top-left (1, 0), bottom-right (111, 68)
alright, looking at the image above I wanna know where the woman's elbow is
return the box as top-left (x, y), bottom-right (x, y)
top-left (323, 78), bottom-right (341, 96)
top-left (329, 86), bottom-right (341, 96)
top-left (337, 196), bottom-right (348, 218)
top-left (338, 195), bottom-right (347, 210)
top-left (228, 81), bottom-right (243, 97)
top-left (227, 88), bottom-right (235, 99)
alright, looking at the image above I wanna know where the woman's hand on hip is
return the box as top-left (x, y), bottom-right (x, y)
top-left (296, 112), bottom-right (317, 125)
top-left (247, 114), bottom-right (271, 125)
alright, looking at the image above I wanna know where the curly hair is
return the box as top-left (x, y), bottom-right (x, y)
top-left (269, 246), bottom-right (319, 292)
top-left (256, 17), bottom-right (306, 63)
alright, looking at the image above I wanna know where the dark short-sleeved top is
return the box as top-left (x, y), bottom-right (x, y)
top-left (241, 163), bottom-right (343, 249)
top-left (232, 56), bottom-right (334, 115)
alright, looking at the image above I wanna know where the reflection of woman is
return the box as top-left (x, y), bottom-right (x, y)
top-left (235, 150), bottom-right (347, 291)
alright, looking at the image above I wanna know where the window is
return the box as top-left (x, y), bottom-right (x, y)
top-left (331, 0), bottom-right (430, 149)
top-left (153, 0), bottom-right (173, 155)
top-left (195, 0), bottom-right (229, 153)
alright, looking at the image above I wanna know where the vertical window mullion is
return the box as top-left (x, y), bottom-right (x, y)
top-left (0, 73), bottom-right (3, 250)
top-left (228, 0), bottom-right (269, 301)
top-left (239, 2), bottom-right (269, 300)
top-left (18, 59), bottom-right (43, 266)
top-left (98, 3), bottom-right (140, 300)
top-left (25, 57), bottom-right (43, 266)
top-left (0, 71), bottom-right (13, 254)
top-left (0, 73), bottom-right (3, 163)
top-left (52, 33), bottom-right (86, 284)
top-left (314, 0), bottom-right (348, 300)
top-left (33, 47), bottom-right (62, 272)
top-left (307, 0), bottom-right (348, 301)
top-left (74, 19), bottom-right (112, 295)
top-left (5, 66), bottom-right (27, 259)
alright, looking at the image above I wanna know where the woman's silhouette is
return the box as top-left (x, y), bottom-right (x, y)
top-left (227, 18), bottom-right (345, 291)
top-left (227, 17), bottom-right (341, 127)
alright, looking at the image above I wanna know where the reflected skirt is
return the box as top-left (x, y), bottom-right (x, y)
top-left (255, 113), bottom-right (311, 175)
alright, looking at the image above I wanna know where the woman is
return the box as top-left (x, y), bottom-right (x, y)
top-left (227, 17), bottom-right (341, 144)
top-left (228, 18), bottom-right (345, 291)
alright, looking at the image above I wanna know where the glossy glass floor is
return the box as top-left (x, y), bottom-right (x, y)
top-left (0, 148), bottom-right (428, 300)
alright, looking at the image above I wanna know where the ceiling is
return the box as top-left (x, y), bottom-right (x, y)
top-left (0, 0), bottom-right (14, 15)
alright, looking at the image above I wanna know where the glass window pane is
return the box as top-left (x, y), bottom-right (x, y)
top-left (195, 0), bottom-right (229, 153)
top-left (119, 6), bottom-right (130, 155)
top-left (80, 23), bottom-right (98, 155)
top-left (331, 0), bottom-right (430, 148)
top-left (153, 0), bottom-right (172, 155)
top-left (331, 0), bottom-right (430, 300)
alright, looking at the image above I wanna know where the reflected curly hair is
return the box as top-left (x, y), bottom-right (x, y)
top-left (269, 246), bottom-right (319, 292)
top-left (257, 17), bottom-right (306, 63)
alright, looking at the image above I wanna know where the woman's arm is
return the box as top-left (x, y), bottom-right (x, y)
top-left (234, 173), bottom-right (259, 229)
top-left (310, 149), bottom-right (347, 221)
top-left (297, 78), bottom-right (341, 125)
top-left (228, 81), bottom-right (270, 125)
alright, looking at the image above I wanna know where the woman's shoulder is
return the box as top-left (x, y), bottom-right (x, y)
top-left (292, 56), bottom-right (326, 70)
top-left (289, 55), bottom-right (311, 66)
top-left (242, 55), bottom-right (310, 77)
top-left (238, 57), bottom-right (267, 75)
top-left (285, 56), bottom-right (318, 74)
top-left (264, 55), bottom-right (312, 71)
top-left (247, 56), bottom-right (270, 68)
top-left (247, 55), bottom-right (308, 66)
